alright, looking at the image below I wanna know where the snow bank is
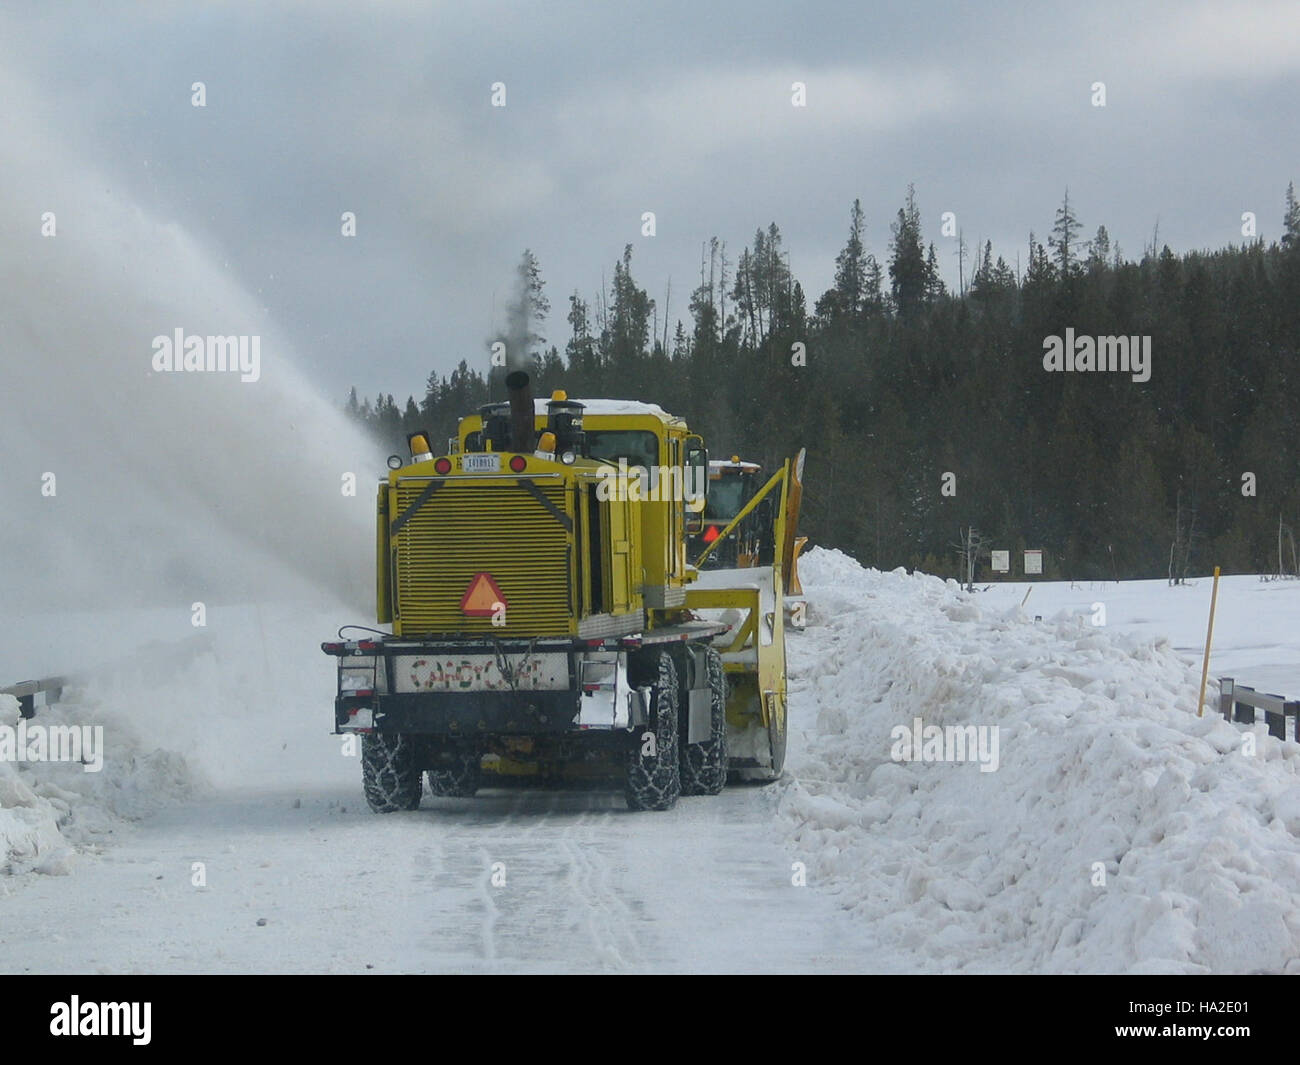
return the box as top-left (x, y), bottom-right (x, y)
top-left (0, 595), bottom-right (357, 880)
top-left (0, 691), bottom-right (196, 877)
top-left (783, 547), bottom-right (1300, 973)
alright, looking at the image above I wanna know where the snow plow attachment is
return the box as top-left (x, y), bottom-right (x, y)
top-left (686, 448), bottom-right (804, 779)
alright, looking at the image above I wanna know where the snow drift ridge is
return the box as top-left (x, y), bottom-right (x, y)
top-left (783, 548), bottom-right (1300, 974)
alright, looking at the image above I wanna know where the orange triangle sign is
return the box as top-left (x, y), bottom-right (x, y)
top-left (460, 572), bottom-right (508, 616)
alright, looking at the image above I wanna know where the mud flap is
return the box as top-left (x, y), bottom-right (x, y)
top-left (687, 688), bottom-right (712, 744)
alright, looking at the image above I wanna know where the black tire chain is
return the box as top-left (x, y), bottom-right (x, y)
top-left (426, 748), bottom-right (481, 797)
top-left (361, 732), bottom-right (423, 812)
top-left (624, 651), bottom-right (682, 811)
top-left (680, 646), bottom-right (728, 796)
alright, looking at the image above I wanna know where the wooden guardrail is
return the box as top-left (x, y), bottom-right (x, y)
top-left (1219, 677), bottom-right (1300, 741)
top-left (0, 677), bottom-right (67, 719)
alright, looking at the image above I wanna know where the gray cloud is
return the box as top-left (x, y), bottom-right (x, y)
top-left (2, 0), bottom-right (1297, 403)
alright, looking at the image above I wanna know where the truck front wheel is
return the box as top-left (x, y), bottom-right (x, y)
top-left (361, 732), bottom-right (423, 813)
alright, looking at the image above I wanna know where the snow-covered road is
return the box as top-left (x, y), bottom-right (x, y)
top-left (0, 596), bottom-right (892, 973)
top-left (5, 551), bottom-right (1300, 973)
top-left (2, 775), bottom-right (892, 974)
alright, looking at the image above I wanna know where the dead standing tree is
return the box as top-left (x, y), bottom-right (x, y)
top-left (1263, 513), bottom-right (1299, 581)
top-left (1168, 488), bottom-right (1198, 585)
top-left (951, 525), bottom-right (988, 592)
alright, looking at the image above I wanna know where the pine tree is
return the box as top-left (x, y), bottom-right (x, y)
top-left (1087, 225), bottom-right (1110, 271)
top-left (924, 243), bottom-right (946, 300)
top-left (512, 248), bottom-right (550, 357)
top-left (603, 245), bottom-right (654, 385)
top-left (1283, 181), bottom-right (1300, 250)
top-left (889, 185), bottom-right (928, 317)
top-left (689, 240), bottom-right (720, 351)
top-left (831, 199), bottom-right (868, 318)
top-left (1049, 189), bottom-right (1081, 276)
top-left (1024, 232), bottom-right (1055, 285)
top-left (672, 320), bottom-right (688, 360)
top-left (402, 396), bottom-right (420, 435)
top-left (420, 371), bottom-right (441, 421)
top-left (566, 292), bottom-right (598, 378)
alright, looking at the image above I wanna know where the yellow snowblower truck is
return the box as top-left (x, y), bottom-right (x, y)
top-left (689, 454), bottom-right (810, 630)
top-left (689, 457), bottom-right (766, 569)
top-left (323, 371), bottom-right (802, 811)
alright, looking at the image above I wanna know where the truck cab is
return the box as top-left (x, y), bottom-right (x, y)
top-left (691, 457), bottom-right (766, 569)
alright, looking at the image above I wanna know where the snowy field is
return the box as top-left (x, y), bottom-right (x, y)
top-left (977, 573), bottom-right (1300, 701)
top-left (3, 551), bottom-right (1299, 972)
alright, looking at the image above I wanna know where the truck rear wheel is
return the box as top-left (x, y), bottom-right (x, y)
top-left (625, 652), bottom-right (681, 811)
top-left (680, 647), bottom-right (728, 796)
top-left (361, 732), bottom-right (423, 813)
top-left (426, 747), bottom-right (482, 798)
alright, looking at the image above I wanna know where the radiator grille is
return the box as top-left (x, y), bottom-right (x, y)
top-left (391, 479), bottom-right (573, 637)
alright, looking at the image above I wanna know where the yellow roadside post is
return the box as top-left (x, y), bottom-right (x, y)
top-left (1197, 566), bottom-right (1222, 717)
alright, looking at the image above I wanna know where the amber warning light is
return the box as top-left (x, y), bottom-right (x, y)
top-left (408, 432), bottom-right (433, 462)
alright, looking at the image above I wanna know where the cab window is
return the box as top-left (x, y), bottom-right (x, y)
top-left (705, 475), bottom-right (748, 521)
top-left (584, 429), bottom-right (659, 469)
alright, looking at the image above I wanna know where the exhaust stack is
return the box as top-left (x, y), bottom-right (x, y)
top-left (506, 370), bottom-right (535, 453)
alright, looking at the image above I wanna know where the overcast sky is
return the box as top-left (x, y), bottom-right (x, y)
top-left (3, 0), bottom-right (1298, 403)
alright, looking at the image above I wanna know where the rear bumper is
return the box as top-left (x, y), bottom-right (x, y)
top-left (336, 689), bottom-right (582, 735)
top-left (326, 625), bottom-right (727, 738)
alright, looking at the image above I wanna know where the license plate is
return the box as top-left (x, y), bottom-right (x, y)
top-left (396, 653), bottom-right (570, 692)
top-left (462, 453), bottom-right (500, 473)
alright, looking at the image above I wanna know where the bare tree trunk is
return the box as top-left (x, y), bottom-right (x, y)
top-left (1169, 488), bottom-right (1197, 584)
top-left (662, 278), bottom-right (670, 355)
top-left (718, 240), bottom-right (728, 331)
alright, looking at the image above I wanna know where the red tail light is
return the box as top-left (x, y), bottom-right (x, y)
top-left (434, 457), bottom-right (452, 475)
top-left (509, 455), bottom-right (527, 473)
top-left (702, 525), bottom-right (720, 543)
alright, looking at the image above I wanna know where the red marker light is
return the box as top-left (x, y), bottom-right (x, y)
top-left (434, 457), bottom-right (452, 475)
top-left (702, 525), bottom-right (720, 543)
top-left (509, 455), bottom-right (527, 473)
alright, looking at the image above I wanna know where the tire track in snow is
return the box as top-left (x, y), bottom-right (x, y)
top-left (559, 811), bottom-right (641, 971)
top-left (475, 844), bottom-right (499, 964)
